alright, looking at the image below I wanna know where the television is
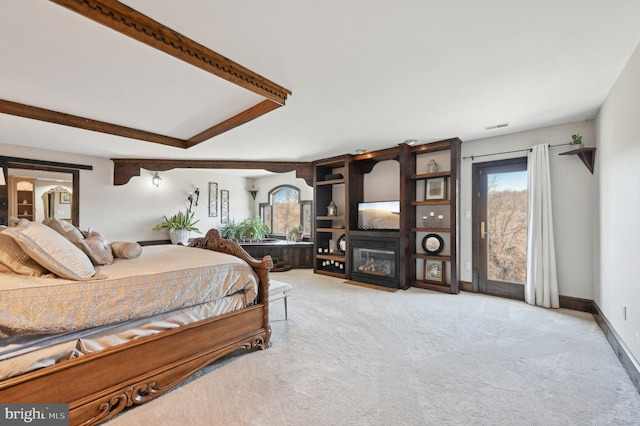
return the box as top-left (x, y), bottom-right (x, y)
top-left (357, 201), bottom-right (400, 230)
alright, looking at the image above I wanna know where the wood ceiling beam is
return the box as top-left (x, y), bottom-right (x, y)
top-left (112, 159), bottom-right (314, 187)
top-left (186, 100), bottom-right (281, 147)
top-left (0, 99), bottom-right (186, 149)
top-left (0, 1), bottom-right (291, 150)
top-left (50, 0), bottom-right (291, 105)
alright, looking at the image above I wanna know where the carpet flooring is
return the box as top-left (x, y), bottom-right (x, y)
top-left (107, 269), bottom-right (640, 425)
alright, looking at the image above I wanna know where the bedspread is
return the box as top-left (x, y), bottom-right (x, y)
top-left (0, 245), bottom-right (258, 338)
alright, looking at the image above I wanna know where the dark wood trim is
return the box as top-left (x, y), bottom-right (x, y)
top-left (186, 100), bottom-right (281, 147)
top-left (0, 0), bottom-right (291, 150)
top-left (592, 302), bottom-right (640, 394)
top-left (112, 159), bottom-right (314, 187)
top-left (459, 280), bottom-right (473, 292)
top-left (0, 99), bottom-right (186, 149)
top-left (558, 295), bottom-right (594, 313)
top-left (0, 156), bottom-right (88, 227)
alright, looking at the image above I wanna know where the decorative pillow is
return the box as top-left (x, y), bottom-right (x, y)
top-left (2, 219), bottom-right (96, 280)
top-left (0, 232), bottom-right (50, 276)
top-left (42, 218), bottom-right (84, 244)
top-left (77, 235), bottom-right (114, 265)
top-left (111, 241), bottom-right (142, 259)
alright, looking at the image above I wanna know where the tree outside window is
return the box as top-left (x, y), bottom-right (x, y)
top-left (271, 186), bottom-right (301, 235)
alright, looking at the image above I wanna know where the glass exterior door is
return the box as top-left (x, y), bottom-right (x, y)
top-left (473, 158), bottom-right (527, 299)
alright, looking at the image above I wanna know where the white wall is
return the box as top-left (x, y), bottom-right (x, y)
top-left (595, 41), bottom-right (640, 362)
top-left (460, 121), bottom-right (596, 299)
top-left (0, 143), bottom-right (253, 242)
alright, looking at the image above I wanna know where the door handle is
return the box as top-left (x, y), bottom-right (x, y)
top-left (481, 221), bottom-right (487, 239)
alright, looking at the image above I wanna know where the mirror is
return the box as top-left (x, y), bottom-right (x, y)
top-left (42, 186), bottom-right (72, 221)
top-left (7, 168), bottom-right (76, 225)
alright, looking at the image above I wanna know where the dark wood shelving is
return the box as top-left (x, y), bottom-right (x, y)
top-left (316, 179), bottom-right (345, 186)
top-left (559, 146), bottom-right (596, 174)
top-left (411, 171), bottom-right (451, 180)
top-left (411, 227), bottom-right (450, 233)
top-left (411, 200), bottom-right (450, 206)
top-left (411, 253), bottom-right (452, 262)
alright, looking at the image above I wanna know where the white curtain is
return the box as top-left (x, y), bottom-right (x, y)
top-left (526, 144), bottom-right (559, 308)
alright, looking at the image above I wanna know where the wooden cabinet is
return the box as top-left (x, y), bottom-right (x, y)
top-left (406, 138), bottom-right (461, 293)
top-left (9, 177), bottom-right (35, 224)
top-left (313, 156), bottom-right (351, 278)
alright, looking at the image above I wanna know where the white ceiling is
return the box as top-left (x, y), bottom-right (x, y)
top-left (2, 0), bottom-right (640, 162)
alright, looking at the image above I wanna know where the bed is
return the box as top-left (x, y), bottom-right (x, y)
top-left (0, 225), bottom-right (273, 425)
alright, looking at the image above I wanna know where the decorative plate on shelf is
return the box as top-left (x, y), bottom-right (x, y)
top-left (422, 233), bottom-right (444, 255)
top-left (336, 234), bottom-right (346, 255)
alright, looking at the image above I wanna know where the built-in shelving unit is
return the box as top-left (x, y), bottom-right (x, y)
top-left (313, 155), bottom-right (351, 278)
top-left (312, 139), bottom-right (460, 292)
top-left (405, 138), bottom-right (461, 293)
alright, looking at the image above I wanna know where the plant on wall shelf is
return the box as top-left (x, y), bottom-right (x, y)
top-left (570, 133), bottom-right (583, 145)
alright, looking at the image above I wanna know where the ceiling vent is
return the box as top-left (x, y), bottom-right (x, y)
top-left (485, 123), bottom-right (509, 130)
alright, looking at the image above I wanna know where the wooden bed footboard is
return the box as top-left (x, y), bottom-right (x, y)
top-left (0, 229), bottom-right (273, 426)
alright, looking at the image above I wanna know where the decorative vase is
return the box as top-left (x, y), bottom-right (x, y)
top-left (169, 229), bottom-right (190, 245)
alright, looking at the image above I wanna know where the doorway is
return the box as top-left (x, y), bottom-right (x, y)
top-left (472, 157), bottom-right (528, 300)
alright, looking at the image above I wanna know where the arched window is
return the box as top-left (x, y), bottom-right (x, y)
top-left (260, 185), bottom-right (312, 238)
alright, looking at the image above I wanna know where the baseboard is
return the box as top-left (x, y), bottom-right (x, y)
top-left (592, 302), bottom-right (640, 394)
top-left (459, 280), bottom-right (473, 292)
top-left (559, 295), bottom-right (594, 313)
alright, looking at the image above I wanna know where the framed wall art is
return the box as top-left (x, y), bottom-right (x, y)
top-left (220, 189), bottom-right (229, 224)
top-left (425, 259), bottom-right (444, 283)
top-left (208, 182), bottom-right (218, 217)
top-left (425, 177), bottom-right (447, 200)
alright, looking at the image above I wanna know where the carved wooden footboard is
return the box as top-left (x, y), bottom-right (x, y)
top-left (0, 229), bottom-right (273, 426)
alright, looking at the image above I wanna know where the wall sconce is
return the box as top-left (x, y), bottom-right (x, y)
top-left (0, 167), bottom-right (6, 186)
top-left (247, 184), bottom-right (258, 200)
top-left (187, 187), bottom-right (200, 212)
top-left (151, 172), bottom-right (162, 188)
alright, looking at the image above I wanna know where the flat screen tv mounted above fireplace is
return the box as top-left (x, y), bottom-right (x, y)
top-left (357, 201), bottom-right (400, 230)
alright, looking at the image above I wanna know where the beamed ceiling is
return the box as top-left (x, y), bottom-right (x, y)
top-left (2, 1), bottom-right (640, 165)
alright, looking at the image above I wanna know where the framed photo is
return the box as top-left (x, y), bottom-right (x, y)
top-left (59, 192), bottom-right (70, 204)
top-left (220, 190), bottom-right (229, 224)
top-left (208, 182), bottom-right (218, 217)
top-left (425, 260), bottom-right (444, 283)
top-left (425, 177), bottom-right (447, 200)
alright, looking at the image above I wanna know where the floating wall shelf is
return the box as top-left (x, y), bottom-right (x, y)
top-left (559, 147), bottom-right (596, 174)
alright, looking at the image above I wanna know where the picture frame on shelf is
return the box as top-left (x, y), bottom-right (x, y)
top-left (425, 177), bottom-right (447, 200)
top-left (425, 259), bottom-right (444, 283)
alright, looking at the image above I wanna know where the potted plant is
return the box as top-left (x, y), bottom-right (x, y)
top-left (287, 225), bottom-right (304, 242)
top-left (154, 210), bottom-right (201, 245)
top-left (220, 218), bottom-right (242, 241)
top-left (239, 216), bottom-right (270, 242)
top-left (570, 133), bottom-right (583, 146)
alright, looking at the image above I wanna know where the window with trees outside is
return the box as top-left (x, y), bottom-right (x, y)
top-left (260, 185), bottom-right (312, 238)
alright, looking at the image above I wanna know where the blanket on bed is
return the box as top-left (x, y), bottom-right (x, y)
top-left (0, 245), bottom-right (258, 338)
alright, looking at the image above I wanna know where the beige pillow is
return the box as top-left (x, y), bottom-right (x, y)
top-left (0, 232), bottom-right (49, 276)
top-left (42, 218), bottom-right (84, 244)
top-left (2, 219), bottom-right (96, 280)
top-left (111, 241), bottom-right (142, 259)
top-left (77, 234), bottom-right (114, 265)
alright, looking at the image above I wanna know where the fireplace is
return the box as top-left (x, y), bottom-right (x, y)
top-left (350, 232), bottom-right (400, 289)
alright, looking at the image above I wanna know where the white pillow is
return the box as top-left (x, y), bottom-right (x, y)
top-left (1, 219), bottom-right (96, 280)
